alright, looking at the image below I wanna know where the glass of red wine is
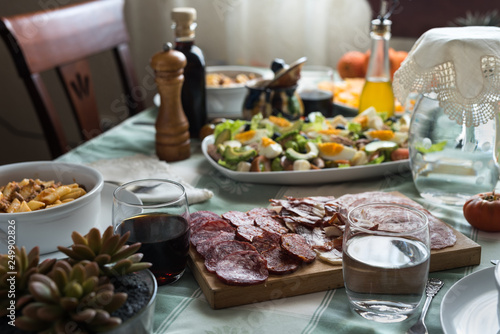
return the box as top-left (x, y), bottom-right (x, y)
top-left (112, 179), bottom-right (190, 285)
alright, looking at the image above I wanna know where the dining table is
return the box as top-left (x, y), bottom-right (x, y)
top-left (56, 106), bottom-right (500, 334)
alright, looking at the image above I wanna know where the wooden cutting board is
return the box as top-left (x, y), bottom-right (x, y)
top-left (188, 218), bottom-right (480, 310)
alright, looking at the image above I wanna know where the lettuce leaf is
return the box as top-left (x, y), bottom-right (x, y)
top-left (214, 119), bottom-right (248, 138)
top-left (416, 140), bottom-right (447, 153)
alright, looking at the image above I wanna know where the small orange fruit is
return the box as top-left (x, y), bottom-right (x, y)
top-left (337, 51), bottom-right (367, 79)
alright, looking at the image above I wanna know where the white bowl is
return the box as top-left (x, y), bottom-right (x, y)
top-left (0, 161), bottom-right (104, 254)
top-left (206, 65), bottom-right (272, 119)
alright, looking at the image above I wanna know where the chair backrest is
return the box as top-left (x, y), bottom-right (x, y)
top-left (0, 0), bottom-right (144, 158)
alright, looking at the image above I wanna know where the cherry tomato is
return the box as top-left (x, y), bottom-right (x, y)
top-left (199, 123), bottom-right (215, 140)
top-left (463, 192), bottom-right (500, 232)
top-left (390, 148), bottom-right (409, 161)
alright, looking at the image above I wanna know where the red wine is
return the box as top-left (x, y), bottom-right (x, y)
top-left (118, 213), bottom-right (190, 285)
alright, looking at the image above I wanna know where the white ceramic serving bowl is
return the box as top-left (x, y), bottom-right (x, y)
top-left (0, 161), bottom-right (104, 254)
top-left (206, 65), bottom-right (272, 119)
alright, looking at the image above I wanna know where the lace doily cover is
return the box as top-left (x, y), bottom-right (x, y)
top-left (393, 26), bottom-right (500, 127)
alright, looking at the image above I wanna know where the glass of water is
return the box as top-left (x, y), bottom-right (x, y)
top-left (343, 203), bottom-right (430, 323)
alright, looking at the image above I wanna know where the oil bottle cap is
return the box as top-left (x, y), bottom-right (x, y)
top-left (171, 7), bottom-right (197, 39)
top-left (371, 18), bottom-right (391, 35)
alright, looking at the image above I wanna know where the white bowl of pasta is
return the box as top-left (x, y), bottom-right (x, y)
top-left (206, 66), bottom-right (273, 118)
top-left (0, 161), bottom-right (104, 254)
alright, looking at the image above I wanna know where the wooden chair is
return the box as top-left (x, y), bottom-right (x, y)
top-left (0, 0), bottom-right (144, 158)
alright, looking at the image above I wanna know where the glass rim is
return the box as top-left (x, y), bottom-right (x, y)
top-left (346, 202), bottom-right (429, 235)
top-left (112, 178), bottom-right (186, 209)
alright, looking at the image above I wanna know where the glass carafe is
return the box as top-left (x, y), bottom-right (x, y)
top-left (409, 92), bottom-right (499, 205)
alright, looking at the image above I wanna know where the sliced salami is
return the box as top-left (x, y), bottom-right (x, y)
top-left (261, 246), bottom-right (300, 275)
top-left (254, 216), bottom-right (289, 234)
top-left (195, 231), bottom-right (235, 258)
top-left (204, 240), bottom-right (258, 273)
top-left (251, 230), bottom-right (281, 253)
top-left (281, 233), bottom-right (316, 263)
top-left (189, 210), bottom-right (221, 229)
top-left (190, 220), bottom-right (235, 247)
top-left (215, 250), bottom-right (269, 285)
top-left (236, 225), bottom-right (265, 243)
top-left (222, 210), bottom-right (254, 227)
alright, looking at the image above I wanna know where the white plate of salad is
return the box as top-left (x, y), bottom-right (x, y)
top-left (201, 111), bottom-right (410, 185)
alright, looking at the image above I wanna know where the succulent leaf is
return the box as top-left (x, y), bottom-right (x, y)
top-left (71, 308), bottom-right (97, 322)
top-left (22, 301), bottom-right (46, 318)
top-left (100, 234), bottom-right (120, 255)
top-left (127, 253), bottom-right (144, 263)
top-left (29, 281), bottom-right (58, 303)
top-left (89, 309), bottom-right (110, 326)
top-left (72, 244), bottom-right (97, 260)
top-left (57, 246), bottom-right (84, 260)
top-left (19, 267), bottom-right (38, 288)
top-left (16, 294), bottom-right (34, 310)
top-left (109, 243), bottom-right (141, 263)
top-left (104, 292), bottom-right (128, 313)
top-left (94, 254), bottom-right (112, 267)
top-left (82, 276), bottom-right (99, 295)
top-left (27, 246), bottom-right (40, 271)
top-left (36, 304), bottom-right (64, 322)
top-left (16, 315), bottom-right (51, 332)
top-left (91, 317), bottom-right (122, 332)
top-left (128, 262), bottom-right (153, 273)
top-left (70, 263), bottom-right (86, 282)
top-left (87, 228), bottom-right (103, 255)
top-left (115, 232), bottom-right (131, 252)
top-left (107, 259), bottom-right (133, 276)
top-left (71, 230), bottom-right (89, 246)
top-left (84, 261), bottom-right (100, 278)
top-left (52, 267), bottom-right (70, 292)
top-left (60, 296), bottom-right (79, 311)
top-left (39, 258), bottom-right (57, 274)
top-left (101, 225), bottom-right (114, 243)
top-left (64, 281), bottom-right (84, 299)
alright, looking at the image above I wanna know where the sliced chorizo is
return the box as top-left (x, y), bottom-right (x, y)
top-left (281, 233), bottom-right (316, 263)
top-left (215, 250), bottom-right (268, 286)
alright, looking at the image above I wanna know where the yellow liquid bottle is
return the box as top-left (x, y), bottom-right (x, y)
top-left (358, 79), bottom-right (394, 117)
top-left (358, 18), bottom-right (394, 117)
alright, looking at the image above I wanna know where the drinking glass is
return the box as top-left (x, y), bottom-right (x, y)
top-left (343, 203), bottom-right (430, 323)
top-left (297, 65), bottom-right (335, 117)
top-left (112, 179), bottom-right (190, 285)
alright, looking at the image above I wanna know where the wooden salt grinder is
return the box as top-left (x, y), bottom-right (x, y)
top-left (150, 42), bottom-right (190, 161)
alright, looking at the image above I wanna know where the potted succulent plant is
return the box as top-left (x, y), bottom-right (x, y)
top-left (0, 226), bottom-right (157, 334)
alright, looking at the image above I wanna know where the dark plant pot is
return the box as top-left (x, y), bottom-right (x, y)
top-left (105, 269), bottom-right (157, 334)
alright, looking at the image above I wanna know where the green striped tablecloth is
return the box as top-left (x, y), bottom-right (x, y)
top-left (58, 108), bottom-right (497, 334)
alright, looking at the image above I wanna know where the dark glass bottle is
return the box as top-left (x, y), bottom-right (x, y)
top-left (171, 7), bottom-right (207, 138)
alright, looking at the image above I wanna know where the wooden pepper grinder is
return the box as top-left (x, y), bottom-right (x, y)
top-left (150, 42), bottom-right (191, 161)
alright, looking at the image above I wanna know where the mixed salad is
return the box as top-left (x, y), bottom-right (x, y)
top-left (205, 108), bottom-right (410, 172)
